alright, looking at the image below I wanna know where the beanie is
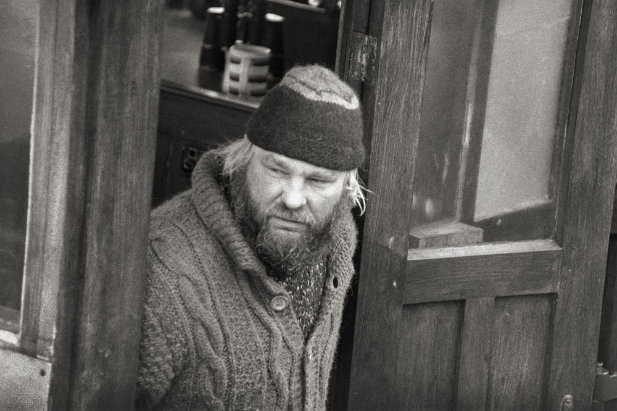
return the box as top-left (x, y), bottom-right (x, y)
top-left (246, 65), bottom-right (365, 171)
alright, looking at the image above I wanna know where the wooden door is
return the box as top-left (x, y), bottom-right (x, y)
top-left (346, 0), bottom-right (617, 409)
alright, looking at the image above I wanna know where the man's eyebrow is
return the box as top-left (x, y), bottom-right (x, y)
top-left (308, 168), bottom-right (339, 180)
top-left (266, 155), bottom-right (288, 169)
top-left (267, 153), bottom-right (339, 178)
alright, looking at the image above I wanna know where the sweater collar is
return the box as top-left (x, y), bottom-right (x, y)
top-left (190, 152), bottom-right (358, 288)
top-left (191, 152), bottom-right (265, 275)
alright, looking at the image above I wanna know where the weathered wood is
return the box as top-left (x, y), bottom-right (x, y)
top-left (599, 235), bottom-right (617, 372)
top-left (347, 0), bottom-right (433, 409)
top-left (548, 0), bottom-right (617, 408)
top-left (455, 297), bottom-right (494, 410)
top-left (17, 0), bottom-right (162, 410)
top-left (403, 240), bottom-right (562, 304)
top-left (19, 0), bottom-right (57, 357)
top-left (409, 220), bottom-right (483, 248)
top-left (398, 301), bottom-right (463, 410)
top-left (489, 296), bottom-right (553, 409)
top-left (612, 188), bottom-right (617, 234)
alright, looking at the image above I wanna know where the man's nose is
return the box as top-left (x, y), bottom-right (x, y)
top-left (281, 178), bottom-right (307, 210)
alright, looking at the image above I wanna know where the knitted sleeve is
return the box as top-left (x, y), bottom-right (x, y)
top-left (135, 245), bottom-right (189, 409)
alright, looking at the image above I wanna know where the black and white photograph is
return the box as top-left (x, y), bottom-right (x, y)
top-left (1, 0), bottom-right (617, 409)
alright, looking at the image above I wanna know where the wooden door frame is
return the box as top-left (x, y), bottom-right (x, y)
top-left (345, 0), bottom-right (617, 409)
top-left (0, 1), bottom-right (162, 410)
top-left (548, 0), bottom-right (617, 407)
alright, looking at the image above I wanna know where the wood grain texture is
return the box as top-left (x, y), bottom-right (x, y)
top-left (18, 0), bottom-right (58, 357)
top-left (548, 0), bottom-right (617, 408)
top-left (347, 0), bottom-right (433, 409)
top-left (599, 235), bottom-right (617, 372)
top-left (19, 1), bottom-right (162, 410)
top-left (403, 241), bottom-right (562, 304)
top-left (398, 301), bottom-right (463, 410)
top-left (489, 295), bottom-right (553, 410)
top-left (409, 220), bottom-right (483, 248)
top-left (455, 297), bottom-right (495, 410)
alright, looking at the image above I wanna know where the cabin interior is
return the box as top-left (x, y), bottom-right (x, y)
top-left (2, 0), bottom-right (617, 409)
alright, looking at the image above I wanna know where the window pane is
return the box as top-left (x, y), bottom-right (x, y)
top-left (474, 0), bottom-right (574, 221)
top-left (0, 1), bottom-right (38, 314)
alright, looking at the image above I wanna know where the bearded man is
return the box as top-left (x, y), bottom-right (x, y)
top-left (136, 65), bottom-right (366, 410)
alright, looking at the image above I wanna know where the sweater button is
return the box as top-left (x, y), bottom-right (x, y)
top-left (271, 295), bottom-right (289, 312)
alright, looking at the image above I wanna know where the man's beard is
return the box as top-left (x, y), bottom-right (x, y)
top-left (229, 168), bottom-right (350, 278)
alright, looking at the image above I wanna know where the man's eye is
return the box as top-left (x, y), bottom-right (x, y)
top-left (268, 167), bottom-right (284, 175)
top-left (309, 177), bottom-right (329, 184)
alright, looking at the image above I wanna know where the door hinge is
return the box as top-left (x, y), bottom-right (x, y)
top-left (594, 363), bottom-right (617, 403)
top-left (349, 31), bottom-right (377, 86)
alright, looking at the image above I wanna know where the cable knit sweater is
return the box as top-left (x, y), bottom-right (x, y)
top-left (136, 153), bottom-right (358, 410)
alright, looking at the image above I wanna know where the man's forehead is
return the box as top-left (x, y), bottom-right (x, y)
top-left (256, 146), bottom-right (343, 176)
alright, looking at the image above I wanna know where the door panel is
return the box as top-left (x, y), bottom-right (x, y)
top-left (490, 295), bottom-right (553, 409)
top-left (398, 302), bottom-right (462, 410)
top-left (403, 240), bottom-right (561, 303)
top-left (347, 0), bottom-right (617, 409)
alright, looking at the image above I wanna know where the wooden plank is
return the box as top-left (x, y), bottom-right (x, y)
top-left (19, 0), bottom-right (58, 357)
top-left (612, 188), bottom-right (617, 234)
top-left (489, 295), bottom-right (553, 409)
top-left (598, 235), bottom-right (617, 372)
top-left (68, 2), bottom-right (162, 410)
top-left (0, 349), bottom-right (51, 411)
top-left (397, 301), bottom-right (463, 409)
top-left (403, 242), bottom-right (562, 304)
top-left (408, 238), bottom-right (561, 259)
top-left (455, 297), bottom-right (495, 410)
top-left (548, 0), bottom-right (617, 407)
top-left (347, 0), bottom-right (433, 409)
top-left (16, 0), bottom-right (163, 410)
top-left (409, 221), bottom-right (483, 248)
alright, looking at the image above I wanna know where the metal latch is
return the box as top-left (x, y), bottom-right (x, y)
top-left (594, 362), bottom-right (617, 402)
top-left (349, 32), bottom-right (377, 86)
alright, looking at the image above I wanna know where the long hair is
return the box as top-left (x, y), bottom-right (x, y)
top-left (211, 136), bottom-right (367, 214)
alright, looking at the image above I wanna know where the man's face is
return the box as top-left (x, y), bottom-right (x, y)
top-left (244, 146), bottom-right (347, 258)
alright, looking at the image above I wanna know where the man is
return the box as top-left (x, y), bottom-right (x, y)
top-left (136, 65), bottom-right (365, 410)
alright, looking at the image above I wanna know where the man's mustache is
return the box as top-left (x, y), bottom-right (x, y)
top-left (266, 205), bottom-right (316, 227)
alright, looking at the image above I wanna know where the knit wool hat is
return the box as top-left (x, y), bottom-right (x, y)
top-left (246, 65), bottom-right (365, 171)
